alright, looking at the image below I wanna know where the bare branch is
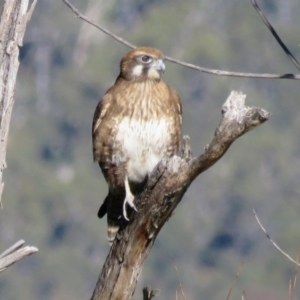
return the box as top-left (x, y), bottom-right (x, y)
top-left (0, 240), bottom-right (25, 259)
top-left (25, 0), bottom-right (38, 23)
top-left (253, 209), bottom-right (300, 267)
top-left (293, 251), bottom-right (299, 294)
top-left (289, 250), bottom-right (299, 300)
top-left (188, 91), bottom-right (270, 180)
top-left (0, 240), bottom-right (38, 272)
top-left (61, 0), bottom-right (135, 49)
top-left (226, 262), bottom-right (244, 300)
top-left (250, 0), bottom-right (300, 71)
top-left (164, 56), bottom-right (300, 80)
top-left (174, 266), bottom-right (187, 300)
top-left (61, 0), bottom-right (300, 80)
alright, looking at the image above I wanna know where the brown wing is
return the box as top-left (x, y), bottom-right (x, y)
top-left (92, 89), bottom-right (114, 164)
top-left (167, 86), bottom-right (182, 155)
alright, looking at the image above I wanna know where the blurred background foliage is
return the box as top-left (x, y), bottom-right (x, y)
top-left (0, 0), bottom-right (300, 299)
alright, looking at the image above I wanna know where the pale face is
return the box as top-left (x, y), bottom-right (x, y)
top-left (120, 47), bottom-right (166, 81)
top-left (131, 54), bottom-right (165, 80)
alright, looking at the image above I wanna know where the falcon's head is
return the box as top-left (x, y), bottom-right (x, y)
top-left (120, 47), bottom-right (165, 81)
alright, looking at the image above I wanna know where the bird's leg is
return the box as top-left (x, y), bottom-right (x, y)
top-left (123, 176), bottom-right (137, 220)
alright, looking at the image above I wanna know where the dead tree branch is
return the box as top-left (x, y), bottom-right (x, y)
top-left (0, 0), bottom-right (38, 207)
top-left (0, 240), bottom-right (38, 272)
top-left (61, 0), bottom-right (135, 49)
top-left (90, 91), bottom-right (270, 300)
top-left (61, 0), bottom-right (300, 80)
top-left (250, 0), bottom-right (300, 71)
top-left (253, 209), bottom-right (300, 267)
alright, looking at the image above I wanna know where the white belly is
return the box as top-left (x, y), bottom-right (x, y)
top-left (114, 117), bottom-right (171, 182)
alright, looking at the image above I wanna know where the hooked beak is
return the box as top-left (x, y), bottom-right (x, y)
top-left (154, 59), bottom-right (165, 73)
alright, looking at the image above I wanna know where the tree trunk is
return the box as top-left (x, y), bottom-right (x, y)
top-left (0, 0), bottom-right (38, 270)
top-left (0, 0), bottom-right (37, 206)
top-left (90, 91), bottom-right (270, 300)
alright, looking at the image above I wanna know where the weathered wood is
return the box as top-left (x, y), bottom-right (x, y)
top-left (0, 0), bottom-right (37, 207)
top-left (0, 240), bottom-right (38, 272)
top-left (0, 0), bottom-right (38, 271)
top-left (90, 91), bottom-right (270, 300)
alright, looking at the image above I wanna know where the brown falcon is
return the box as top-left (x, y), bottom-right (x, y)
top-left (92, 47), bottom-right (182, 243)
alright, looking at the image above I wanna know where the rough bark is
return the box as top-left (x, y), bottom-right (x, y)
top-left (0, 0), bottom-right (38, 269)
top-left (91, 91), bottom-right (270, 300)
top-left (0, 0), bottom-right (37, 207)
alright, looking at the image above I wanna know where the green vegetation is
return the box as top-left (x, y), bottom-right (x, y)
top-left (1, 0), bottom-right (300, 299)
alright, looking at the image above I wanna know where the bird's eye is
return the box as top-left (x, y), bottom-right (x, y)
top-left (141, 55), bottom-right (152, 64)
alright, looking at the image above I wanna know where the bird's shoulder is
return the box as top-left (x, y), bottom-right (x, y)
top-left (92, 79), bottom-right (126, 133)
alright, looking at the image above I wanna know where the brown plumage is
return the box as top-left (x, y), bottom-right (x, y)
top-left (92, 47), bottom-right (182, 243)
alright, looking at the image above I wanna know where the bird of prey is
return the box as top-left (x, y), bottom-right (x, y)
top-left (92, 47), bottom-right (182, 243)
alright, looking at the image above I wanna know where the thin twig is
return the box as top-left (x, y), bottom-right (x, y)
top-left (61, 0), bottom-right (300, 80)
top-left (25, 0), bottom-right (38, 22)
top-left (253, 209), bottom-right (300, 267)
top-left (174, 266), bottom-right (187, 300)
top-left (61, 0), bottom-right (135, 49)
top-left (250, 0), bottom-right (300, 71)
top-left (164, 56), bottom-right (299, 79)
top-left (289, 249), bottom-right (299, 300)
top-left (164, 56), bottom-right (300, 80)
top-left (226, 261), bottom-right (244, 300)
top-left (242, 290), bottom-right (250, 300)
top-left (289, 279), bottom-right (292, 300)
top-left (293, 250), bottom-right (299, 293)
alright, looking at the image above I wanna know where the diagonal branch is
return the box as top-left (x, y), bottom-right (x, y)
top-left (61, 0), bottom-right (300, 80)
top-left (188, 91), bottom-right (270, 180)
top-left (90, 91), bottom-right (270, 300)
top-left (250, 0), bottom-right (300, 71)
top-left (61, 0), bottom-right (135, 49)
top-left (253, 209), bottom-right (300, 267)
